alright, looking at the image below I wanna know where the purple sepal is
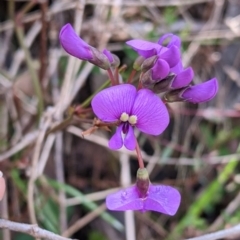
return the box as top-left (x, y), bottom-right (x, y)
top-left (59, 23), bottom-right (93, 61)
top-left (181, 78), bottom-right (218, 103)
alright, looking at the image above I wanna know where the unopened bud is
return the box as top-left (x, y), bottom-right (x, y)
top-left (111, 54), bottom-right (120, 68)
top-left (140, 70), bottom-right (155, 88)
top-left (153, 74), bottom-right (176, 93)
top-left (163, 88), bottom-right (187, 102)
top-left (141, 55), bottom-right (158, 72)
top-left (136, 168), bottom-right (149, 198)
top-left (89, 47), bottom-right (111, 70)
top-left (133, 56), bottom-right (145, 71)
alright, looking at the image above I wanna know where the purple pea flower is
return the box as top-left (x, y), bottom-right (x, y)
top-left (164, 78), bottom-right (218, 103)
top-left (91, 84), bottom-right (169, 151)
top-left (182, 78), bottom-right (219, 103)
top-left (106, 185), bottom-right (181, 215)
top-left (59, 23), bottom-right (118, 69)
top-left (127, 34), bottom-right (182, 85)
top-left (106, 168), bottom-right (181, 215)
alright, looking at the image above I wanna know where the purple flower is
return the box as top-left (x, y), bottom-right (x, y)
top-left (182, 78), bottom-right (218, 103)
top-left (106, 168), bottom-right (181, 215)
top-left (59, 23), bottom-right (93, 61)
top-left (106, 184), bottom-right (181, 215)
top-left (126, 39), bottom-right (180, 76)
top-left (153, 67), bottom-right (194, 93)
top-left (91, 84), bottom-right (169, 150)
top-left (164, 78), bottom-right (218, 103)
top-left (59, 23), bottom-right (116, 69)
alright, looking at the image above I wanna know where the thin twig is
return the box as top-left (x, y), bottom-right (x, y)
top-left (62, 203), bottom-right (106, 238)
top-left (0, 219), bottom-right (77, 240)
top-left (185, 224), bottom-right (240, 240)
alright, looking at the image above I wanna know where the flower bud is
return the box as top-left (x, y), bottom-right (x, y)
top-left (141, 55), bottom-right (158, 72)
top-left (140, 70), bottom-right (155, 87)
top-left (136, 168), bottom-right (150, 198)
top-left (133, 56), bottom-right (145, 71)
top-left (89, 47), bottom-right (111, 70)
top-left (163, 88), bottom-right (186, 102)
top-left (153, 74), bottom-right (176, 93)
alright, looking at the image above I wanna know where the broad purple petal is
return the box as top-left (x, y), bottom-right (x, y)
top-left (182, 78), bottom-right (218, 103)
top-left (152, 59), bottom-right (170, 80)
top-left (144, 185), bottom-right (181, 216)
top-left (91, 84), bottom-right (137, 122)
top-left (103, 49), bottom-right (113, 63)
top-left (124, 126), bottom-right (136, 150)
top-left (171, 61), bottom-right (183, 74)
top-left (158, 33), bottom-right (181, 48)
top-left (171, 67), bottom-right (194, 89)
top-left (132, 89), bottom-right (169, 135)
top-left (126, 39), bottom-right (162, 58)
top-left (59, 23), bottom-right (93, 60)
top-left (109, 125), bottom-right (123, 150)
top-left (160, 45), bottom-right (181, 68)
top-left (106, 186), bottom-right (143, 211)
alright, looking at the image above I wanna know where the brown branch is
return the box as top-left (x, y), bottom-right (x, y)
top-left (0, 219), bottom-right (77, 240)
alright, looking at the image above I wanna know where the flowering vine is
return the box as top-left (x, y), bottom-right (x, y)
top-left (59, 23), bottom-right (218, 216)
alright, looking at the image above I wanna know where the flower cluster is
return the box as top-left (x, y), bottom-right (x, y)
top-left (59, 23), bottom-right (218, 216)
top-left (127, 34), bottom-right (218, 103)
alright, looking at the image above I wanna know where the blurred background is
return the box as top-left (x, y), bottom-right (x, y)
top-left (0, 0), bottom-right (240, 239)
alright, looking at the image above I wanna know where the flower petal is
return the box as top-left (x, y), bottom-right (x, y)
top-left (103, 49), bottom-right (113, 63)
top-left (171, 61), bottom-right (183, 74)
top-left (144, 185), bottom-right (181, 216)
top-left (109, 125), bottom-right (124, 150)
top-left (126, 39), bottom-right (162, 58)
top-left (59, 23), bottom-right (93, 60)
top-left (124, 126), bottom-right (136, 150)
top-left (158, 33), bottom-right (181, 48)
top-left (171, 67), bottom-right (194, 89)
top-left (160, 45), bottom-right (181, 68)
top-left (106, 186), bottom-right (143, 211)
top-left (152, 59), bottom-right (170, 80)
top-left (132, 89), bottom-right (169, 135)
top-left (91, 84), bottom-right (137, 122)
top-left (182, 78), bottom-right (218, 103)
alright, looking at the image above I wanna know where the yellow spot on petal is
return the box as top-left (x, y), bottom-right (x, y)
top-left (129, 115), bottom-right (137, 125)
top-left (120, 112), bottom-right (129, 122)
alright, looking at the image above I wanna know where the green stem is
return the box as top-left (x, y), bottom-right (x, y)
top-left (81, 80), bottom-right (110, 108)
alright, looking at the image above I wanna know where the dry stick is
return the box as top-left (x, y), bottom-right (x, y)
top-left (86, 0), bottom-right (213, 7)
top-left (39, 0), bottom-right (48, 83)
top-left (51, 0), bottom-right (86, 234)
top-left (0, 192), bottom-right (10, 240)
top-left (62, 203), bottom-right (106, 237)
top-left (0, 130), bottom-right (39, 162)
top-left (65, 187), bottom-right (120, 207)
top-left (67, 125), bottom-right (240, 166)
top-left (185, 224), bottom-right (240, 240)
top-left (55, 132), bottom-right (67, 232)
top-left (27, 119), bottom-right (52, 224)
top-left (120, 153), bottom-right (136, 240)
top-left (0, 219), bottom-right (77, 240)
